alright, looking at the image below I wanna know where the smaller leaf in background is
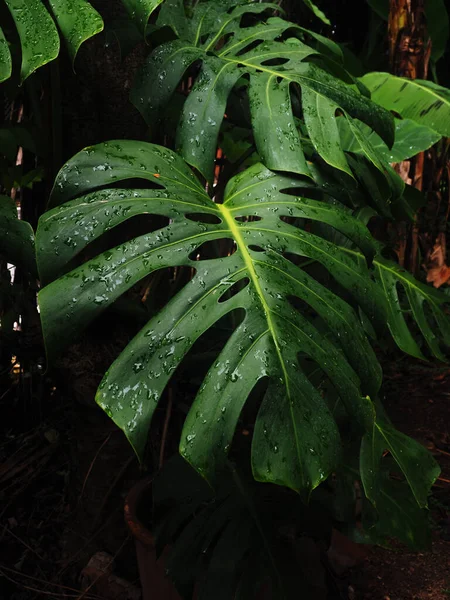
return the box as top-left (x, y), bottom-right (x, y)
top-left (220, 123), bottom-right (253, 164)
top-left (360, 409), bottom-right (440, 508)
top-left (373, 254), bottom-right (450, 360)
top-left (361, 72), bottom-right (450, 137)
top-left (362, 473), bottom-right (432, 550)
top-left (48, 0), bottom-right (104, 64)
top-left (5, 0), bottom-right (60, 81)
top-left (121, 0), bottom-right (164, 34)
top-left (0, 27), bottom-right (12, 82)
top-left (0, 124), bottom-right (39, 162)
top-left (391, 182), bottom-right (426, 221)
top-left (0, 129), bottom-right (19, 162)
top-left (302, 0), bottom-right (331, 25)
top-left (104, 19), bottom-right (143, 60)
top-left (154, 457), bottom-right (331, 599)
top-left (0, 195), bottom-right (36, 275)
top-left (18, 166), bottom-right (45, 188)
top-left (340, 118), bottom-right (441, 163)
top-left (156, 0), bottom-right (188, 39)
top-left (425, 0), bottom-right (450, 63)
top-left (344, 116), bottom-right (404, 204)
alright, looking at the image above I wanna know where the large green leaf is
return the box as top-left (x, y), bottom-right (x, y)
top-left (37, 140), bottom-right (390, 496)
top-left (5, 0), bottom-right (60, 81)
top-left (47, 0), bottom-right (103, 64)
top-left (131, 1), bottom-right (394, 182)
top-left (0, 195), bottom-right (36, 274)
top-left (361, 72), bottom-right (450, 137)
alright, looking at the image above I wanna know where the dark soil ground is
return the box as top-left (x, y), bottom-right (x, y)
top-left (0, 354), bottom-right (449, 600)
top-left (351, 358), bottom-right (450, 600)
top-left (352, 359), bottom-right (450, 600)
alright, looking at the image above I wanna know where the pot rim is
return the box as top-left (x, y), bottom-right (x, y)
top-left (124, 475), bottom-right (155, 548)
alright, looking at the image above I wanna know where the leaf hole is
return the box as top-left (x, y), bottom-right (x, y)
top-left (234, 215), bottom-right (262, 222)
top-left (287, 295), bottom-right (319, 322)
top-left (237, 376), bottom-right (270, 436)
top-left (282, 251), bottom-right (306, 267)
top-left (218, 277), bottom-right (250, 304)
top-left (235, 39), bottom-right (262, 56)
top-left (248, 245), bottom-right (265, 253)
top-left (279, 186), bottom-right (323, 201)
top-left (189, 238), bottom-right (236, 261)
top-left (279, 215), bottom-right (299, 226)
top-left (167, 308), bottom-right (247, 399)
top-left (91, 178), bottom-right (165, 195)
top-left (64, 214), bottom-right (171, 274)
top-left (186, 212), bottom-right (222, 225)
top-left (261, 58), bottom-right (290, 67)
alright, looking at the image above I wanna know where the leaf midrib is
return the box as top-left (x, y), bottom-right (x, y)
top-left (219, 203), bottom-right (313, 489)
top-left (218, 206), bottom-right (292, 382)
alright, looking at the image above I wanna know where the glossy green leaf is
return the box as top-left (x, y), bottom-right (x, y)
top-left (5, 0), bottom-right (60, 81)
top-left (339, 117), bottom-right (441, 163)
top-left (131, 3), bottom-right (394, 181)
top-left (47, 0), bottom-right (103, 64)
top-left (121, 0), bottom-right (164, 33)
top-left (37, 141), bottom-right (389, 496)
top-left (0, 27), bottom-right (12, 82)
top-left (0, 195), bottom-right (36, 274)
top-left (362, 72), bottom-right (450, 137)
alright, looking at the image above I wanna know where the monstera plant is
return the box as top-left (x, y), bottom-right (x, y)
top-left (36, 0), bottom-right (450, 579)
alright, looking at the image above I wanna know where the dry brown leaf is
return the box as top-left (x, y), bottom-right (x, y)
top-left (425, 234), bottom-right (450, 287)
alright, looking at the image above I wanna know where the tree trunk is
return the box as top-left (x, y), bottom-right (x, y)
top-left (388, 0), bottom-right (431, 272)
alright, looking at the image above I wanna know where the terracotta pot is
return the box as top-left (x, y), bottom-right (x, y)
top-left (124, 477), bottom-right (182, 600)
